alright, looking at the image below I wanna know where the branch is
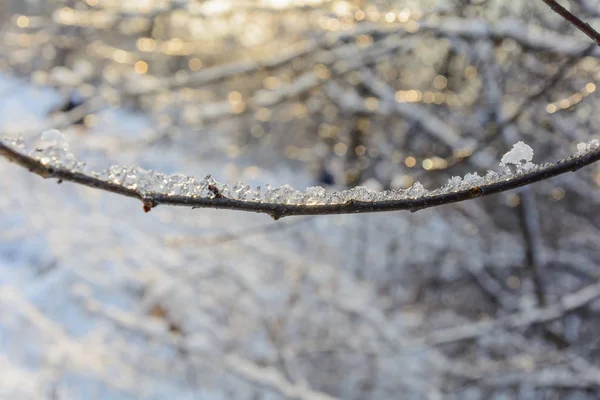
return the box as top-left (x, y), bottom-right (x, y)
top-left (224, 355), bottom-right (336, 400)
top-left (126, 24), bottom-right (406, 96)
top-left (188, 38), bottom-right (413, 124)
top-left (418, 281), bottom-right (600, 347)
top-left (79, 291), bottom-right (336, 400)
top-left (517, 190), bottom-right (547, 307)
top-left (420, 17), bottom-right (600, 57)
top-left (2, 135), bottom-right (600, 219)
top-left (165, 217), bottom-right (315, 247)
top-left (539, 0), bottom-right (600, 45)
top-left (477, 368), bottom-right (600, 390)
top-left (572, 0), bottom-right (600, 18)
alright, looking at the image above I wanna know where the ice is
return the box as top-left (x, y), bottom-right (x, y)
top-left (303, 186), bottom-right (329, 205)
top-left (88, 167), bottom-right (230, 198)
top-left (232, 182), bottom-right (253, 200)
top-left (21, 130), bottom-right (87, 172)
top-left (263, 184), bottom-right (304, 204)
top-left (1, 136), bottom-right (26, 152)
top-left (463, 172), bottom-right (483, 185)
top-left (447, 176), bottom-right (463, 187)
top-left (405, 182), bottom-right (428, 198)
top-left (345, 186), bottom-right (378, 202)
top-left (576, 139), bottom-right (600, 155)
top-left (163, 174), bottom-right (206, 197)
top-left (39, 129), bottom-right (68, 149)
top-left (499, 141), bottom-right (536, 174)
top-left (438, 169), bottom-right (505, 195)
top-left (500, 141), bottom-right (533, 167)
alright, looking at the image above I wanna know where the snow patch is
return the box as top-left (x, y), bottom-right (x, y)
top-left (576, 139), bottom-right (600, 155)
top-left (500, 141), bottom-right (534, 167)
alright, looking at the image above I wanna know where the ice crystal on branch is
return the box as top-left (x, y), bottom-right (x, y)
top-left (576, 139), bottom-right (600, 155)
top-left (499, 141), bottom-right (536, 174)
top-left (28, 130), bottom-right (86, 172)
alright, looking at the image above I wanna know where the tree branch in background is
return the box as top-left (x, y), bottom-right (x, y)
top-left (517, 190), bottom-right (546, 307)
top-left (418, 280), bottom-right (600, 348)
top-left (164, 217), bottom-right (315, 247)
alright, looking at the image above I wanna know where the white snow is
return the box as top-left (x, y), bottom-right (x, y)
top-left (39, 129), bottom-right (67, 149)
top-left (576, 138), bottom-right (600, 155)
top-left (500, 141), bottom-right (534, 168)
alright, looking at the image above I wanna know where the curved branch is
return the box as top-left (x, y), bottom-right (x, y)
top-left (2, 136), bottom-right (600, 219)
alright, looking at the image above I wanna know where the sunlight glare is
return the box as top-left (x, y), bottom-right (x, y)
top-left (200, 0), bottom-right (232, 16)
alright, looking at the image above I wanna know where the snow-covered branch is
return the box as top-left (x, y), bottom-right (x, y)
top-left (2, 132), bottom-right (599, 219)
top-left (420, 17), bottom-right (599, 56)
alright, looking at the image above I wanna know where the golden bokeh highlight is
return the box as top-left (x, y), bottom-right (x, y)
top-left (134, 60), bottom-right (148, 74)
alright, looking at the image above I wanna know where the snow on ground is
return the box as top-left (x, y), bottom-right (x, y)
top-left (0, 73), bottom-right (523, 398)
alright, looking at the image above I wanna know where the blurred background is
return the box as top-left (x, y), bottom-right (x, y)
top-left (2, 0), bottom-right (600, 398)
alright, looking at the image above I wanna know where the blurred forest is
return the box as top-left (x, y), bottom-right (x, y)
top-left (2, 0), bottom-right (600, 399)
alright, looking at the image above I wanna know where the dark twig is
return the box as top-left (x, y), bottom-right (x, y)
top-left (467, 267), bottom-right (518, 311)
top-left (540, 0), bottom-right (600, 46)
top-left (517, 190), bottom-right (547, 307)
top-left (501, 44), bottom-right (595, 128)
top-left (418, 280), bottom-right (600, 347)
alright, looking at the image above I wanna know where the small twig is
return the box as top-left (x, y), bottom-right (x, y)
top-left (572, 0), bottom-right (600, 18)
top-left (446, 43), bottom-right (594, 172)
top-left (207, 184), bottom-right (224, 199)
top-left (517, 190), bottom-right (547, 307)
top-left (79, 291), bottom-right (335, 400)
top-left (467, 267), bottom-right (518, 311)
top-left (164, 216), bottom-right (314, 247)
top-left (128, 24), bottom-right (405, 96)
top-left (417, 280), bottom-right (600, 348)
top-left (501, 43), bottom-right (596, 128)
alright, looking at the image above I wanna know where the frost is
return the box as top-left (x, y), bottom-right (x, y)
top-left (39, 129), bottom-right (68, 149)
top-left (27, 130), bottom-right (86, 172)
top-left (484, 170), bottom-right (501, 181)
top-left (303, 186), bottom-right (329, 205)
top-left (463, 172), bottom-right (483, 185)
top-left (232, 182), bottom-right (254, 201)
top-left (345, 186), bottom-right (378, 202)
top-left (500, 141), bottom-right (533, 167)
top-left (439, 170), bottom-right (505, 194)
top-left (1, 136), bottom-right (26, 152)
top-left (264, 184), bottom-right (304, 204)
top-left (405, 182), bottom-right (428, 198)
top-left (576, 139), bottom-right (600, 155)
top-left (499, 141), bottom-right (536, 174)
